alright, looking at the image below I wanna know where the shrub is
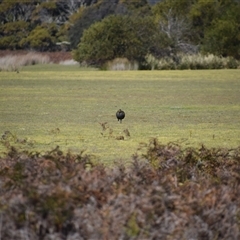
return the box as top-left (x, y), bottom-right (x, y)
top-left (73, 15), bottom-right (156, 68)
top-left (202, 17), bottom-right (240, 60)
top-left (0, 141), bottom-right (240, 239)
top-left (226, 57), bottom-right (240, 69)
top-left (68, 0), bottom-right (151, 49)
top-left (22, 26), bottom-right (56, 51)
top-left (0, 21), bottom-right (31, 50)
top-left (146, 53), bottom-right (240, 70)
top-left (145, 54), bottom-right (160, 70)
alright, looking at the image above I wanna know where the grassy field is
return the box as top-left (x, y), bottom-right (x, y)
top-left (0, 65), bottom-right (240, 164)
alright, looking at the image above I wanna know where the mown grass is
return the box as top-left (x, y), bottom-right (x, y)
top-left (0, 65), bottom-right (240, 163)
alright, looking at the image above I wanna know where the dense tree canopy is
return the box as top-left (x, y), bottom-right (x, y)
top-left (0, 0), bottom-right (96, 50)
top-left (0, 0), bottom-right (239, 60)
top-left (201, 2), bottom-right (240, 58)
top-left (68, 0), bottom-right (151, 49)
top-left (152, 0), bottom-right (240, 59)
top-left (73, 14), bottom-right (156, 66)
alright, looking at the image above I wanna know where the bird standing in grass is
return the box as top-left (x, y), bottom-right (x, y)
top-left (116, 109), bottom-right (125, 123)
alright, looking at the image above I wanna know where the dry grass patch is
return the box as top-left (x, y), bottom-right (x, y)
top-left (146, 53), bottom-right (240, 70)
top-left (104, 58), bottom-right (139, 70)
top-left (0, 52), bottom-right (51, 71)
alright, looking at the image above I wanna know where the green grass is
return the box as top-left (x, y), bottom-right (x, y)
top-left (0, 64), bottom-right (240, 163)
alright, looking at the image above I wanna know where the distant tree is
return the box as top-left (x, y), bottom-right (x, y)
top-left (68, 0), bottom-right (151, 49)
top-left (58, 0), bottom-right (96, 16)
top-left (202, 3), bottom-right (240, 59)
top-left (33, 0), bottom-right (92, 25)
top-left (189, 0), bottom-right (222, 42)
top-left (188, 0), bottom-right (240, 59)
top-left (73, 15), bottom-right (156, 67)
top-left (22, 25), bottom-right (57, 51)
top-left (152, 0), bottom-right (192, 17)
top-left (68, 0), bottom-right (119, 49)
top-left (159, 9), bottom-right (197, 55)
top-left (0, 0), bottom-right (238, 57)
top-left (0, 0), bottom-right (89, 50)
top-left (189, 0), bottom-right (239, 43)
top-left (147, 0), bottom-right (163, 5)
top-left (0, 21), bottom-right (30, 49)
top-left (0, 0), bottom-right (36, 23)
top-left (152, 0), bottom-right (196, 56)
top-left (120, 0), bottom-right (150, 13)
top-left (152, 0), bottom-right (240, 59)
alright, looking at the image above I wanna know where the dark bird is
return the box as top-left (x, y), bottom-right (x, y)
top-left (116, 109), bottom-right (125, 123)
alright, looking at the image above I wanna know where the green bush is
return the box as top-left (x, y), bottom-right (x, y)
top-left (202, 7), bottom-right (240, 60)
top-left (0, 36), bottom-right (16, 49)
top-left (23, 26), bottom-right (56, 51)
top-left (68, 0), bottom-right (151, 49)
top-left (0, 21), bottom-right (30, 49)
top-left (73, 15), bottom-right (156, 68)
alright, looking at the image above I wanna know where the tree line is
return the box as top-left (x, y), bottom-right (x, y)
top-left (0, 0), bottom-right (239, 65)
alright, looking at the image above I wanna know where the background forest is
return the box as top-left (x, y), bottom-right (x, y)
top-left (0, 0), bottom-right (240, 68)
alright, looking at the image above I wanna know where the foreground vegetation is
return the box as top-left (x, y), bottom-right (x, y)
top-left (0, 141), bottom-right (239, 239)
